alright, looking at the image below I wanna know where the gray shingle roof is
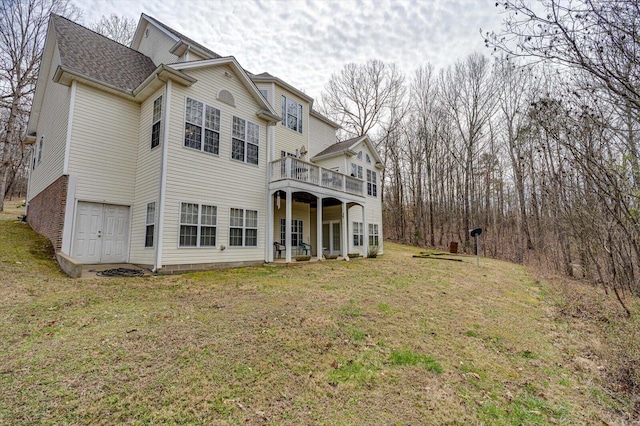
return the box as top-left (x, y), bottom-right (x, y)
top-left (314, 136), bottom-right (362, 157)
top-left (145, 14), bottom-right (221, 59)
top-left (51, 14), bottom-right (157, 92)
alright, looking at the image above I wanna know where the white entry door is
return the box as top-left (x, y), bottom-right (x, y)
top-left (72, 202), bottom-right (130, 263)
top-left (322, 221), bottom-right (341, 255)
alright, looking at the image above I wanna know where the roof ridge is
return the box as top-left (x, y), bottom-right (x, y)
top-left (51, 13), bottom-right (151, 59)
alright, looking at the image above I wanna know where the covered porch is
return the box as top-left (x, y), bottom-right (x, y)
top-left (267, 157), bottom-right (369, 263)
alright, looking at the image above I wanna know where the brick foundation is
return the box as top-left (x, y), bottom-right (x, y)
top-left (27, 175), bottom-right (68, 252)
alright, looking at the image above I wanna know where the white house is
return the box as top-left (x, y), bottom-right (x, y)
top-left (24, 14), bottom-right (384, 276)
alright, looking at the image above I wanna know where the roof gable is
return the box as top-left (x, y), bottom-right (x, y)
top-left (312, 135), bottom-right (385, 168)
top-left (172, 57), bottom-right (279, 122)
top-left (51, 14), bottom-right (157, 92)
top-left (131, 14), bottom-right (221, 60)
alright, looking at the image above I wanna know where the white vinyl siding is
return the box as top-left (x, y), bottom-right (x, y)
top-left (134, 22), bottom-right (180, 65)
top-left (67, 84), bottom-right (138, 205)
top-left (27, 46), bottom-right (70, 200)
top-left (130, 87), bottom-right (164, 265)
top-left (161, 65), bottom-right (267, 265)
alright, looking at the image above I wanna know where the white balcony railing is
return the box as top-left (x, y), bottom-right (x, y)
top-left (270, 157), bottom-right (364, 196)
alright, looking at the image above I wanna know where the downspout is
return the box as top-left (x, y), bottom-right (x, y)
top-left (154, 78), bottom-right (172, 272)
top-left (24, 146), bottom-right (34, 216)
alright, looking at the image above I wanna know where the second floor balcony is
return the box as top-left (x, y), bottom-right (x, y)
top-left (269, 157), bottom-right (364, 197)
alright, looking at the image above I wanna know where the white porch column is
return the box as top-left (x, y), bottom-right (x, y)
top-left (266, 191), bottom-right (274, 262)
top-left (317, 196), bottom-right (323, 260)
top-left (342, 202), bottom-right (349, 260)
top-left (285, 188), bottom-right (292, 263)
top-left (362, 204), bottom-right (368, 258)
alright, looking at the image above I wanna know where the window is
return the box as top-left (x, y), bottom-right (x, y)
top-left (353, 222), bottom-right (363, 247)
top-left (232, 116), bottom-right (259, 165)
top-left (357, 151), bottom-right (362, 160)
top-left (259, 89), bottom-right (268, 100)
top-left (367, 169), bottom-right (377, 197)
top-left (280, 219), bottom-right (303, 246)
top-left (281, 150), bottom-right (297, 158)
top-left (151, 96), bottom-right (162, 149)
top-left (145, 202), bottom-right (156, 247)
top-left (230, 208), bottom-right (258, 246)
top-left (184, 98), bottom-right (220, 154)
top-left (281, 95), bottom-right (303, 133)
top-left (366, 153), bottom-right (371, 164)
top-left (351, 163), bottom-right (363, 179)
top-left (179, 202), bottom-right (217, 247)
top-left (369, 223), bottom-right (379, 247)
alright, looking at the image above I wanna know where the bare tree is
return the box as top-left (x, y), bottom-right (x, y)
top-left (90, 13), bottom-right (136, 46)
top-left (321, 59), bottom-right (405, 139)
top-left (0, 0), bottom-right (81, 210)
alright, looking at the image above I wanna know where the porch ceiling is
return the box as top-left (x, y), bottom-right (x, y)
top-left (273, 190), bottom-right (345, 208)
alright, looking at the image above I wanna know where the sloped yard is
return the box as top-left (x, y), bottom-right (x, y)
top-left (0, 205), bottom-right (631, 424)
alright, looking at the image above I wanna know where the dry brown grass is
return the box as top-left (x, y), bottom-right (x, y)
top-left (0, 204), bottom-right (633, 424)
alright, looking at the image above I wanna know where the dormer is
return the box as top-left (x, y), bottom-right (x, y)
top-left (131, 14), bottom-right (221, 65)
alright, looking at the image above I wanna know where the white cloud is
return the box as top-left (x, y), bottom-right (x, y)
top-left (73, 0), bottom-right (505, 100)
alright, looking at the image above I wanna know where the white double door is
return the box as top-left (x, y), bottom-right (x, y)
top-left (72, 202), bottom-right (130, 263)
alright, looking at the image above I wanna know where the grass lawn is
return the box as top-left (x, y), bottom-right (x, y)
top-left (0, 203), bottom-right (630, 424)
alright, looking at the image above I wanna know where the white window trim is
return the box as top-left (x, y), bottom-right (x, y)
top-left (178, 202), bottom-right (218, 248)
top-left (351, 163), bottom-right (363, 179)
top-left (231, 116), bottom-right (260, 165)
top-left (369, 223), bottom-right (379, 247)
top-left (183, 97), bottom-right (221, 156)
top-left (229, 207), bottom-right (259, 247)
top-left (281, 95), bottom-right (303, 134)
top-left (151, 95), bottom-right (163, 149)
top-left (353, 221), bottom-right (363, 247)
top-left (145, 202), bottom-right (156, 248)
top-left (367, 169), bottom-right (378, 197)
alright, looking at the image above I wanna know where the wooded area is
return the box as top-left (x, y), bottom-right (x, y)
top-left (320, 0), bottom-right (640, 313)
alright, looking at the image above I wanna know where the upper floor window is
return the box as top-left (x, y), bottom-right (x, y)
top-left (357, 151), bottom-right (362, 160)
top-left (367, 169), bottom-right (377, 197)
top-left (184, 98), bottom-right (220, 155)
top-left (366, 153), bottom-right (371, 164)
top-left (151, 96), bottom-right (162, 149)
top-left (281, 95), bottom-right (303, 133)
top-left (351, 163), bottom-right (363, 179)
top-left (232, 116), bottom-right (259, 165)
top-left (259, 89), bottom-right (268, 100)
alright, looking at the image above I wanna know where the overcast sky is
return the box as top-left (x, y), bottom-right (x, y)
top-left (73, 0), bottom-right (506, 102)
